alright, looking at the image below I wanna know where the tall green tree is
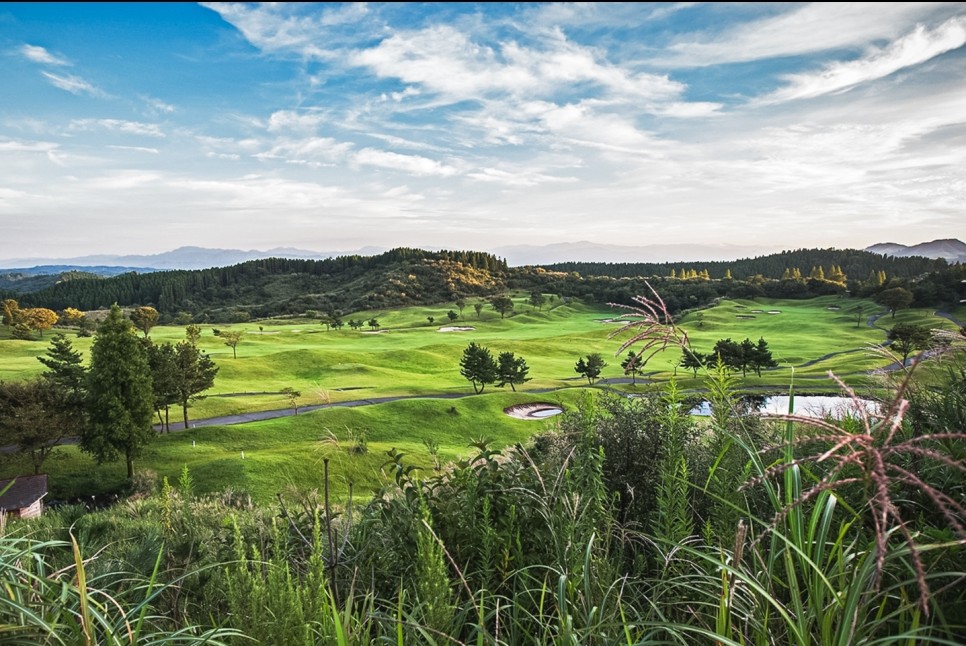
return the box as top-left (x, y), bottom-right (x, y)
top-left (460, 342), bottom-right (498, 394)
top-left (496, 351), bottom-right (530, 392)
top-left (145, 340), bottom-right (179, 432)
top-left (750, 337), bottom-right (778, 376)
top-left (82, 304), bottom-right (155, 479)
top-left (174, 340), bottom-right (219, 429)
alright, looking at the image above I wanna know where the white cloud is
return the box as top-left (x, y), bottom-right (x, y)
top-left (107, 145), bottom-right (160, 154)
top-left (352, 25), bottom-right (682, 104)
top-left (663, 3), bottom-right (957, 67)
top-left (254, 136), bottom-right (353, 164)
top-left (142, 96), bottom-right (176, 114)
top-left (0, 139), bottom-right (59, 153)
top-left (657, 101), bottom-right (723, 118)
top-left (759, 17), bottom-right (966, 104)
top-left (467, 166), bottom-right (576, 187)
top-left (40, 71), bottom-right (103, 96)
top-left (201, 2), bottom-right (369, 59)
top-left (353, 148), bottom-right (460, 176)
top-left (266, 110), bottom-right (329, 133)
top-left (20, 44), bottom-right (70, 66)
top-left (69, 119), bottom-right (165, 137)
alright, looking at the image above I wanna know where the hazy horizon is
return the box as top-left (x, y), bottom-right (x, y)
top-left (3, 3), bottom-right (965, 257)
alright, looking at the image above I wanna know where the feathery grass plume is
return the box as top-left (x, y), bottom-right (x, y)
top-left (745, 361), bottom-right (966, 615)
top-left (607, 280), bottom-right (690, 367)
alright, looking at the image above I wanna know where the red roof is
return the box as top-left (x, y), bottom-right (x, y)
top-left (0, 475), bottom-right (48, 510)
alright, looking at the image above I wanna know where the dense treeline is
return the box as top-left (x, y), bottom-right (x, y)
top-left (18, 248), bottom-right (509, 322)
top-left (15, 246), bottom-right (964, 322)
top-left (544, 248), bottom-right (948, 281)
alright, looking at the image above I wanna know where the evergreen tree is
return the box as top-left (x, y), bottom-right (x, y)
top-left (38, 332), bottom-right (87, 397)
top-left (751, 337), bottom-right (778, 376)
top-left (82, 304), bottom-right (155, 479)
top-left (496, 351), bottom-right (530, 392)
top-left (575, 353), bottom-right (607, 384)
top-left (460, 342), bottom-right (497, 394)
top-left (680, 348), bottom-right (705, 377)
top-left (621, 350), bottom-right (644, 385)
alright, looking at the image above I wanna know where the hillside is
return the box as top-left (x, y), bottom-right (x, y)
top-left (14, 246), bottom-right (965, 322)
top-left (0, 269), bottom-right (104, 294)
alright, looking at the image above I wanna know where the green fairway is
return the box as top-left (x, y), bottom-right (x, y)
top-left (3, 294), bottom-right (959, 501)
top-left (22, 389), bottom-right (588, 505)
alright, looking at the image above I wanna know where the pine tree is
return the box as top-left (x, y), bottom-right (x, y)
top-left (83, 304), bottom-right (155, 479)
top-left (496, 351), bottom-right (530, 391)
top-left (38, 333), bottom-right (87, 397)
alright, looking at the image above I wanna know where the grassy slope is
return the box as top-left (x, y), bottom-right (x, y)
top-left (2, 294), bottom-right (958, 502)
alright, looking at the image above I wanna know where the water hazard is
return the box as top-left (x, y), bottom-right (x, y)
top-left (690, 395), bottom-right (879, 419)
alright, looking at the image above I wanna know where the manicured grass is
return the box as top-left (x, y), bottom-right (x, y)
top-left (3, 294), bottom-right (958, 502)
top-left (22, 389), bottom-right (587, 505)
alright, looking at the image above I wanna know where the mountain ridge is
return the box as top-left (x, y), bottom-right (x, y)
top-left (2, 239), bottom-right (961, 272)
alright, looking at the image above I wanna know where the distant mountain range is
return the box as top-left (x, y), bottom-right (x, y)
top-left (864, 238), bottom-right (966, 264)
top-left (0, 239), bottom-right (962, 273)
top-left (0, 246), bottom-right (387, 271)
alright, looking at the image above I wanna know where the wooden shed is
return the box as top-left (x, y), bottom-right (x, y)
top-left (0, 474), bottom-right (48, 519)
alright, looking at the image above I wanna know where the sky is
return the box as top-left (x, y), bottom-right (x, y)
top-left (2, 2), bottom-right (965, 260)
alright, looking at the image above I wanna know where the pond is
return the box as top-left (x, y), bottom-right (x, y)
top-left (689, 395), bottom-right (879, 419)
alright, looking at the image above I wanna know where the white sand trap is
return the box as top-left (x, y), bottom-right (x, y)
top-left (767, 310), bottom-right (781, 315)
top-left (438, 326), bottom-right (475, 332)
top-left (505, 403), bottom-right (564, 420)
top-left (363, 329), bottom-right (388, 334)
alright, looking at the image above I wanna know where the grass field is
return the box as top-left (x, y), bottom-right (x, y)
top-left (2, 294), bottom-right (959, 501)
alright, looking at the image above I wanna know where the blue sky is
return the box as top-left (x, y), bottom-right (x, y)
top-left (2, 2), bottom-right (965, 259)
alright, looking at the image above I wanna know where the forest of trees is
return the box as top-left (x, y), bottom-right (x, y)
top-left (9, 247), bottom-right (963, 323)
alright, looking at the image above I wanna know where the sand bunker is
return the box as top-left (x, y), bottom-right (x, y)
top-left (362, 329), bottom-right (388, 334)
top-left (504, 403), bottom-right (564, 420)
top-left (767, 310), bottom-right (781, 315)
top-left (437, 326), bottom-right (475, 332)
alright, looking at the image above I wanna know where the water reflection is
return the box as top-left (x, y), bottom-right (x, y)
top-left (689, 395), bottom-right (879, 419)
